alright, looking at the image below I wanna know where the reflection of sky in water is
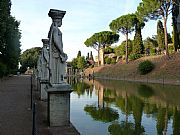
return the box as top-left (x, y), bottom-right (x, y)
top-left (70, 80), bottom-right (180, 135)
top-left (71, 91), bottom-right (108, 135)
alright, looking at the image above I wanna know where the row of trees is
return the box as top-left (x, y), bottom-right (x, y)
top-left (71, 80), bottom-right (180, 135)
top-left (0, 0), bottom-right (21, 77)
top-left (71, 51), bottom-right (95, 72)
top-left (84, 0), bottom-right (180, 65)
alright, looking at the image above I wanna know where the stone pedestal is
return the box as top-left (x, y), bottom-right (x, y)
top-left (40, 79), bottom-right (49, 100)
top-left (47, 83), bottom-right (72, 127)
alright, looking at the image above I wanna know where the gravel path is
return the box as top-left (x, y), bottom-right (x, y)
top-left (0, 75), bottom-right (32, 135)
top-left (0, 75), bottom-right (80, 135)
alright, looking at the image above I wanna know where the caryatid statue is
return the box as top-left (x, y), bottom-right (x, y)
top-left (41, 39), bottom-right (49, 81)
top-left (37, 53), bottom-right (42, 79)
top-left (48, 9), bottom-right (68, 85)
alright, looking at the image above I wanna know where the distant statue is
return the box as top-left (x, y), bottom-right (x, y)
top-left (48, 9), bottom-right (67, 85)
top-left (37, 54), bottom-right (42, 79)
top-left (41, 39), bottom-right (49, 80)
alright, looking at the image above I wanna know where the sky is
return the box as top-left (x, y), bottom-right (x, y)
top-left (11, 0), bottom-right (172, 61)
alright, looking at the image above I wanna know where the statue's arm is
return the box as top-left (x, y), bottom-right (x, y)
top-left (52, 28), bottom-right (63, 54)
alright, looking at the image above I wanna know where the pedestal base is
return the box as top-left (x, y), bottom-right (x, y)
top-left (40, 80), bottom-right (49, 100)
top-left (47, 83), bottom-right (73, 127)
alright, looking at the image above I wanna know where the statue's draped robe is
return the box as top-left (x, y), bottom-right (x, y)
top-left (48, 24), bottom-right (66, 84)
top-left (41, 47), bottom-right (49, 80)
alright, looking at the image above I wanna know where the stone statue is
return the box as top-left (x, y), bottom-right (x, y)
top-left (48, 9), bottom-right (67, 85)
top-left (41, 39), bottom-right (49, 81)
top-left (37, 54), bottom-right (42, 79)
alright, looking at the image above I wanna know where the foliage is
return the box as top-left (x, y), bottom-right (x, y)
top-left (71, 58), bottom-right (78, 69)
top-left (138, 60), bottom-right (155, 75)
top-left (77, 56), bottom-right (87, 70)
top-left (168, 44), bottom-right (174, 53)
top-left (114, 40), bottom-right (133, 57)
top-left (144, 37), bottom-right (158, 49)
top-left (172, 0), bottom-right (180, 51)
top-left (20, 47), bottom-right (41, 72)
top-left (0, 0), bottom-right (21, 75)
top-left (105, 57), bottom-right (116, 64)
top-left (136, 0), bottom-right (175, 57)
top-left (104, 46), bottom-right (115, 54)
top-left (109, 13), bottom-right (136, 63)
top-left (84, 31), bottom-right (119, 66)
top-left (133, 16), bottom-right (145, 54)
top-left (157, 20), bottom-right (165, 49)
top-left (0, 62), bottom-right (7, 78)
top-left (129, 54), bottom-right (143, 61)
top-left (90, 51), bottom-right (94, 61)
top-left (77, 50), bottom-right (81, 57)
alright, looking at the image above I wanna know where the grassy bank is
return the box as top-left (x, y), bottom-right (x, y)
top-left (84, 52), bottom-right (180, 85)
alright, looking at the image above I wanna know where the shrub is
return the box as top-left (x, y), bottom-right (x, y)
top-left (111, 58), bottom-right (116, 64)
top-left (129, 54), bottom-right (142, 60)
top-left (105, 57), bottom-right (112, 64)
top-left (138, 60), bottom-right (154, 75)
top-left (168, 44), bottom-right (174, 54)
top-left (105, 57), bottom-right (116, 64)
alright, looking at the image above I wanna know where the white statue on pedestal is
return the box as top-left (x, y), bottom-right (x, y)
top-left (48, 9), bottom-right (67, 85)
top-left (41, 39), bottom-right (49, 81)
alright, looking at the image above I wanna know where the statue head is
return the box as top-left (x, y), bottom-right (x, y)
top-left (42, 39), bottom-right (49, 48)
top-left (48, 9), bottom-right (66, 27)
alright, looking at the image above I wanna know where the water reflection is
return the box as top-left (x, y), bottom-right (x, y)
top-left (84, 105), bottom-right (119, 123)
top-left (69, 78), bottom-right (180, 135)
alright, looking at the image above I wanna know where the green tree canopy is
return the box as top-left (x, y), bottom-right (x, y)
top-left (77, 56), bottom-right (87, 70)
top-left (114, 40), bottom-right (133, 57)
top-left (20, 47), bottom-right (41, 72)
top-left (84, 31), bottom-right (119, 66)
top-left (137, 0), bottom-right (175, 57)
top-left (109, 14), bottom-right (136, 63)
top-left (0, 0), bottom-right (21, 75)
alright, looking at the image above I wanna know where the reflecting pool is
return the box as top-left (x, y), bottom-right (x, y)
top-left (69, 78), bottom-right (180, 135)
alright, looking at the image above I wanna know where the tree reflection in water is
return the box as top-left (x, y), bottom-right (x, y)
top-left (108, 121), bottom-right (145, 135)
top-left (84, 105), bottom-right (119, 123)
top-left (70, 78), bottom-right (180, 135)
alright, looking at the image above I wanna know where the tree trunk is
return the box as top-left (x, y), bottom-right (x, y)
top-left (125, 33), bottom-right (129, 64)
top-left (163, 17), bottom-right (169, 58)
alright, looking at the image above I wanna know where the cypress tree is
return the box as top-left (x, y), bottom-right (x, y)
top-left (172, 0), bottom-right (180, 51)
top-left (157, 20), bottom-right (165, 50)
top-left (133, 21), bottom-right (144, 54)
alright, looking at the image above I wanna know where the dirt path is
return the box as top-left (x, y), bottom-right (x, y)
top-left (0, 75), bottom-right (80, 135)
top-left (0, 75), bottom-right (32, 135)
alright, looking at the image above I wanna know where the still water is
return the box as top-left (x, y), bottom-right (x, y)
top-left (69, 78), bottom-right (180, 135)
